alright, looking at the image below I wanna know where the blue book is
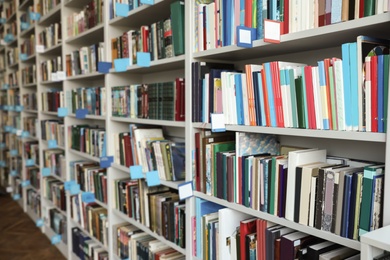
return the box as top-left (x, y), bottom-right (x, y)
top-left (342, 43), bottom-right (352, 130)
top-left (264, 62), bottom-right (277, 127)
top-left (255, 0), bottom-right (263, 39)
top-left (377, 55), bottom-right (385, 132)
top-left (349, 42), bottom-right (359, 131)
top-left (257, 72), bottom-right (266, 126)
top-left (341, 172), bottom-right (353, 237)
top-left (240, 0), bottom-right (245, 26)
top-left (317, 61), bottom-right (330, 130)
top-left (235, 73), bottom-right (244, 125)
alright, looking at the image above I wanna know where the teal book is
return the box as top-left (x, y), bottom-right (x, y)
top-left (342, 43), bottom-right (353, 130)
top-left (212, 141), bottom-right (235, 196)
top-left (170, 1), bottom-right (185, 56)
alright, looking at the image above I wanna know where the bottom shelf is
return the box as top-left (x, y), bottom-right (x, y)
top-left (43, 225), bottom-right (69, 258)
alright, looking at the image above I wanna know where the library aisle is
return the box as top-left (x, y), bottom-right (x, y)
top-left (0, 193), bottom-right (65, 260)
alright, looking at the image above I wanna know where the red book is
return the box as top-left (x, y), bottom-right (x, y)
top-left (175, 78), bottom-right (185, 121)
top-left (256, 219), bottom-right (267, 260)
top-left (240, 218), bottom-right (257, 260)
top-left (141, 25), bottom-right (149, 52)
top-left (371, 55), bottom-right (378, 132)
top-left (245, 0), bottom-right (252, 27)
top-left (282, 0), bottom-right (289, 34)
top-left (304, 66), bottom-right (317, 129)
top-left (271, 62), bottom-right (284, 127)
top-left (123, 133), bottom-right (133, 167)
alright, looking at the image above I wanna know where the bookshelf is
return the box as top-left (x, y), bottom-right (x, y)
top-left (0, 0), bottom-right (388, 259)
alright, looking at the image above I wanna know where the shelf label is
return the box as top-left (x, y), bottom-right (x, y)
top-left (26, 159), bottom-right (35, 166)
top-left (264, 19), bottom-right (281, 44)
top-left (41, 167), bottom-right (51, 177)
top-left (3, 105), bottom-right (10, 111)
top-left (178, 181), bottom-right (194, 200)
top-left (237, 26), bottom-right (256, 48)
top-left (130, 165), bottom-right (144, 179)
top-left (36, 218), bottom-right (44, 227)
top-left (4, 125), bottom-right (12, 132)
top-left (10, 170), bottom-right (17, 176)
top-left (211, 113), bottom-right (226, 132)
top-left (16, 130), bottom-right (23, 136)
top-left (69, 183), bottom-right (80, 195)
top-left (51, 234), bottom-right (61, 245)
top-left (75, 108), bottom-right (88, 119)
top-left (57, 71), bottom-right (66, 80)
top-left (64, 180), bottom-right (76, 191)
top-left (51, 72), bottom-right (58, 81)
top-left (4, 34), bottom-right (14, 43)
top-left (0, 161), bottom-right (5, 167)
top-left (100, 156), bottom-right (113, 168)
top-left (36, 45), bottom-right (45, 53)
top-left (115, 3), bottom-right (130, 17)
top-left (11, 128), bottom-right (17, 134)
top-left (29, 12), bottom-right (41, 21)
top-left (137, 52), bottom-right (151, 67)
top-left (2, 83), bottom-right (9, 89)
top-left (10, 149), bottom-right (18, 156)
top-left (13, 194), bottom-right (21, 200)
top-left (0, 143), bottom-right (5, 149)
top-left (9, 106), bottom-right (15, 112)
top-left (6, 186), bottom-right (13, 193)
top-left (21, 131), bottom-right (30, 138)
top-left (57, 107), bottom-right (68, 117)
top-left (15, 105), bottom-right (24, 112)
top-left (140, 0), bottom-right (154, 4)
top-left (81, 192), bottom-right (95, 203)
top-left (97, 62), bottom-right (112, 74)
top-left (0, 18), bottom-right (5, 24)
top-left (48, 139), bottom-right (58, 149)
top-left (20, 53), bottom-right (28, 61)
top-left (21, 180), bottom-right (31, 187)
top-left (146, 171), bottom-right (160, 187)
top-left (114, 58), bottom-right (130, 72)
top-left (21, 22), bottom-right (30, 30)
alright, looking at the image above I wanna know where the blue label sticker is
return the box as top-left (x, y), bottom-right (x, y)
top-left (57, 107), bottom-right (68, 117)
top-left (41, 167), bottom-right (51, 177)
top-left (51, 234), bottom-right (61, 245)
top-left (11, 128), bottom-right (17, 134)
top-left (4, 34), bottom-right (14, 42)
top-left (20, 53), bottom-right (28, 61)
top-left (21, 180), bottom-right (31, 187)
top-left (146, 171), bottom-right (160, 187)
top-left (178, 181), bottom-right (194, 200)
top-left (97, 62), bottom-right (112, 74)
top-left (115, 3), bottom-right (130, 17)
top-left (21, 22), bottom-right (30, 30)
top-left (29, 12), bottom-right (41, 21)
top-left (10, 170), bottom-right (17, 176)
top-left (69, 184), bottom-right (80, 195)
top-left (36, 218), bottom-right (44, 227)
top-left (3, 105), bottom-right (9, 110)
top-left (9, 106), bottom-right (15, 111)
top-left (10, 149), bottom-right (18, 156)
top-left (48, 140), bottom-right (58, 149)
top-left (0, 161), bottom-right (5, 167)
top-left (2, 83), bottom-right (9, 89)
top-left (4, 125), bottom-right (12, 132)
top-left (75, 108), bottom-right (88, 119)
top-left (15, 105), bottom-right (24, 112)
top-left (0, 143), bottom-right (5, 149)
top-left (81, 192), bottom-right (95, 203)
top-left (0, 18), bottom-right (5, 24)
top-left (140, 0), bottom-right (154, 4)
top-left (136, 52), bottom-right (151, 67)
top-left (236, 26), bottom-right (257, 48)
top-left (26, 159), bottom-right (35, 166)
top-left (21, 131), bottom-right (30, 138)
top-left (13, 194), bottom-right (21, 200)
top-left (99, 156), bottom-right (113, 168)
top-left (114, 58), bottom-right (130, 72)
top-left (130, 165), bottom-right (144, 179)
top-left (64, 180), bottom-right (76, 191)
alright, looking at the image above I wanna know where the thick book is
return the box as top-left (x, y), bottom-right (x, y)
top-left (240, 217), bottom-right (257, 260)
top-left (306, 241), bottom-right (342, 260)
top-left (170, 1), bottom-right (185, 56)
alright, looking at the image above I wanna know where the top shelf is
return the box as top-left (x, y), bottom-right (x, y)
top-left (193, 13), bottom-right (390, 62)
top-left (38, 5), bottom-right (61, 26)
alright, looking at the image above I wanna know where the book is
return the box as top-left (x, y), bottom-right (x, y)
top-left (318, 246), bottom-right (359, 260)
top-left (307, 241), bottom-right (342, 260)
top-left (240, 217), bottom-right (257, 260)
top-left (170, 1), bottom-right (185, 56)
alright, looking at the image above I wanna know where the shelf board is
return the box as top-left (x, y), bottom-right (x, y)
top-left (38, 5), bottom-right (61, 26)
top-left (112, 209), bottom-right (186, 255)
top-left (8, 62), bottom-right (19, 69)
top-left (93, 198), bottom-right (108, 208)
top-left (360, 226), bottom-right (390, 251)
top-left (66, 72), bottom-right (104, 81)
top-left (109, 0), bottom-right (176, 28)
top-left (194, 191), bottom-right (361, 251)
top-left (110, 55), bottom-right (185, 74)
top-left (22, 83), bottom-right (37, 88)
top-left (44, 196), bottom-right (67, 217)
top-left (191, 123), bottom-right (386, 143)
top-left (70, 219), bottom-right (108, 251)
top-left (110, 116), bottom-right (185, 127)
top-left (18, 0), bottom-right (34, 11)
top-left (26, 206), bottom-right (40, 223)
top-left (22, 53), bottom-right (36, 62)
top-left (5, 38), bottom-right (18, 47)
top-left (47, 173), bottom-right (66, 183)
top-left (41, 139), bottom-right (65, 150)
top-left (6, 13), bottom-right (16, 23)
top-left (23, 109), bottom-right (38, 113)
top-left (20, 25), bottom-right (35, 38)
top-left (39, 43), bottom-right (62, 55)
top-left (43, 225), bottom-right (69, 258)
top-left (40, 80), bottom-right (63, 85)
top-left (64, 0), bottom-right (96, 9)
top-left (68, 113), bottom-right (106, 120)
top-left (193, 13), bottom-right (390, 61)
top-left (40, 110), bottom-right (59, 116)
top-left (65, 23), bottom-right (104, 45)
top-left (69, 149), bottom-right (100, 162)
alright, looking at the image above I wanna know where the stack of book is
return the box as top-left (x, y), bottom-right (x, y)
top-left (26, 189), bottom-right (41, 215)
top-left (43, 177), bottom-right (66, 211)
top-left (6, 71), bottom-right (19, 87)
top-left (23, 140), bottom-right (39, 164)
top-left (20, 35), bottom-right (35, 57)
top-left (40, 119), bottom-right (65, 145)
top-left (72, 227), bottom-right (108, 259)
top-left (66, 86), bottom-right (106, 116)
top-left (26, 166), bottom-right (40, 189)
top-left (49, 208), bottom-right (67, 241)
top-left (6, 47), bottom-right (19, 66)
top-left (37, 22), bottom-right (61, 49)
top-left (21, 65), bottom-right (37, 85)
top-left (41, 90), bottom-right (64, 112)
top-left (37, 0), bottom-right (61, 17)
top-left (68, 125), bottom-right (106, 158)
top-left (40, 56), bottom-right (62, 82)
top-left (22, 116), bottom-right (38, 137)
top-left (43, 148), bottom-right (65, 178)
top-left (22, 93), bottom-right (37, 110)
top-left (65, 43), bottom-right (105, 76)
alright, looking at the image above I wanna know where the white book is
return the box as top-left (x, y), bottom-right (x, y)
top-left (280, 69), bottom-right (291, 127)
top-left (206, 3), bottom-right (215, 50)
top-left (319, 246), bottom-right (358, 260)
top-left (312, 66), bottom-right (323, 130)
top-left (241, 74), bottom-right (249, 125)
top-left (285, 148), bottom-right (326, 221)
top-left (204, 74), bottom-right (210, 123)
top-left (309, 175), bottom-right (318, 227)
top-left (333, 58), bottom-right (346, 131)
top-left (133, 128), bottom-right (164, 172)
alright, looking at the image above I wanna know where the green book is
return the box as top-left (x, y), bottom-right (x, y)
top-left (170, 1), bottom-right (185, 56)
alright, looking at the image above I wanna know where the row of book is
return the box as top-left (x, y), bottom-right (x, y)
top-left (22, 93), bottom-right (37, 111)
top-left (195, 201), bottom-right (361, 260)
top-left (41, 90), bottom-right (64, 112)
top-left (192, 36), bottom-right (390, 132)
top-left (6, 47), bottom-right (19, 66)
top-left (66, 86), bottom-right (107, 116)
top-left (0, 0), bottom-right (15, 19)
top-left (21, 65), bottom-right (36, 85)
top-left (43, 149), bottom-right (65, 179)
top-left (65, 0), bottom-right (104, 38)
top-left (72, 227), bottom-right (108, 260)
top-left (40, 56), bottom-right (62, 82)
top-left (23, 116), bottom-right (38, 137)
top-left (68, 125), bottom-right (106, 158)
top-left (24, 140), bottom-right (39, 165)
top-left (40, 119), bottom-right (65, 146)
top-left (26, 166), bottom-right (40, 190)
top-left (37, 22), bottom-right (61, 49)
top-left (112, 1), bottom-right (184, 65)
top-left (65, 43), bottom-right (105, 77)
top-left (26, 188), bottom-right (41, 216)
top-left (43, 176), bottom-right (66, 211)
top-left (70, 196), bottom-right (108, 246)
top-left (6, 71), bottom-right (19, 87)
top-left (69, 160), bottom-right (107, 204)
top-left (36, 0), bottom-right (61, 18)
top-left (111, 79), bottom-right (185, 121)
top-left (48, 208), bottom-right (67, 244)
top-left (19, 6), bottom-right (36, 30)
top-left (113, 222), bottom-right (185, 260)
top-left (114, 179), bottom-right (186, 248)
top-left (20, 35), bottom-right (35, 57)
top-left (194, 0), bottom-right (389, 52)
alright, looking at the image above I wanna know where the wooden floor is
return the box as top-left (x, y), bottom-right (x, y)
top-left (0, 193), bottom-right (66, 260)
